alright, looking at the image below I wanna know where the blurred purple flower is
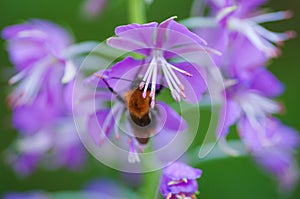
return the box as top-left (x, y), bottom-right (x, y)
top-left (81, 0), bottom-right (107, 19)
top-left (238, 117), bottom-right (299, 190)
top-left (107, 17), bottom-right (218, 107)
top-left (85, 56), bottom-right (188, 163)
top-left (7, 80), bottom-right (86, 176)
top-left (160, 162), bottom-right (202, 199)
top-left (191, 0), bottom-right (295, 60)
top-left (219, 67), bottom-right (283, 138)
top-left (2, 19), bottom-right (76, 106)
top-left (216, 68), bottom-right (299, 189)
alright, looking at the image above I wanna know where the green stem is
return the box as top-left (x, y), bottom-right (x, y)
top-left (128, 0), bottom-right (146, 24)
top-left (141, 170), bottom-right (162, 199)
top-left (139, 143), bottom-right (162, 199)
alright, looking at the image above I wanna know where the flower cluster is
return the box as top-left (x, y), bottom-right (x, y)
top-left (2, 20), bottom-right (86, 175)
top-left (189, 0), bottom-right (299, 190)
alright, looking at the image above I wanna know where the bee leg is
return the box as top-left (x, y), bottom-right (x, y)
top-left (95, 74), bottom-right (125, 103)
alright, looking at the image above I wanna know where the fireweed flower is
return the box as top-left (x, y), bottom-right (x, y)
top-left (85, 57), bottom-right (188, 163)
top-left (186, 0), bottom-right (295, 58)
top-left (160, 162), bottom-right (202, 199)
top-left (7, 80), bottom-right (86, 176)
top-left (238, 117), bottom-right (300, 190)
top-left (107, 17), bottom-right (219, 107)
top-left (2, 19), bottom-right (77, 106)
top-left (217, 68), bottom-right (300, 189)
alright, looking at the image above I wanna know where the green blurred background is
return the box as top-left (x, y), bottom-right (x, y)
top-left (0, 0), bottom-right (299, 198)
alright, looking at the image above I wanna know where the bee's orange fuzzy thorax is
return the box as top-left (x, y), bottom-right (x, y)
top-left (124, 89), bottom-right (151, 119)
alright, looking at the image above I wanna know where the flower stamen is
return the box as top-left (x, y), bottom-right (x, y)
top-left (166, 193), bottom-right (172, 199)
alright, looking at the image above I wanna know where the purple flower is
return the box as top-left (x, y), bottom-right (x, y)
top-left (192, 0), bottom-right (295, 59)
top-left (207, 0), bottom-right (267, 15)
top-left (85, 56), bottom-right (188, 163)
top-left (107, 17), bottom-right (218, 107)
top-left (160, 162), bottom-right (202, 199)
top-left (2, 19), bottom-right (76, 106)
top-left (218, 67), bottom-right (283, 138)
top-left (216, 68), bottom-right (299, 189)
top-left (7, 80), bottom-right (86, 176)
top-left (238, 117), bottom-right (299, 190)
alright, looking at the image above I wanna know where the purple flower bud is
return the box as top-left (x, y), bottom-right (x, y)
top-left (160, 162), bottom-right (202, 199)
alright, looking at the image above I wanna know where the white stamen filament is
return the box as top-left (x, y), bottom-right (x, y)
top-left (140, 49), bottom-right (193, 105)
top-left (165, 62), bottom-right (185, 91)
top-left (248, 11), bottom-right (292, 23)
top-left (229, 18), bottom-right (278, 57)
top-left (9, 60), bottom-right (49, 106)
top-left (142, 57), bottom-right (156, 98)
top-left (165, 63), bottom-right (187, 98)
top-left (254, 25), bottom-right (292, 43)
top-left (9, 68), bottom-right (29, 85)
top-left (226, 8), bottom-right (294, 58)
top-left (150, 58), bottom-right (158, 108)
top-left (167, 62), bottom-right (192, 77)
top-left (161, 63), bottom-right (180, 101)
top-left (140, 57), bottom-right (155, 89)
top-left (162, 63), bottom-right (183, 100)
top-left (238, 92), bottom-right (280, 130)
top-left (216, 5), bottom-right (237, 22)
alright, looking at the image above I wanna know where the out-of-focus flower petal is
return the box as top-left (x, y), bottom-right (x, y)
top-left (164, 162), bottom-right (202, 180)
top-left (9, 153), bottom-right (41, 176)
top-left (82, 0), bottom-right (107, 19)
top-left (238, 117), bottom-right (300, 190)
top-left (115, 22), bottom-right (158, 47)
top-left (156, 101), bottom-right (188, 132)
top-left (227, 35), bottom-right (268, 79)
top-left (218, 99), bottom-right (242, 137)
top-left (87, 110), bottom-right (114, 145)
top-left (107, 37), bottom-right (151, 56)
top-left (12, 91), bottom-right (61, 135)
top-left (249, 68), bottom-right (284, 97)
top-left (163, 17), bottom-right (207, 50)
